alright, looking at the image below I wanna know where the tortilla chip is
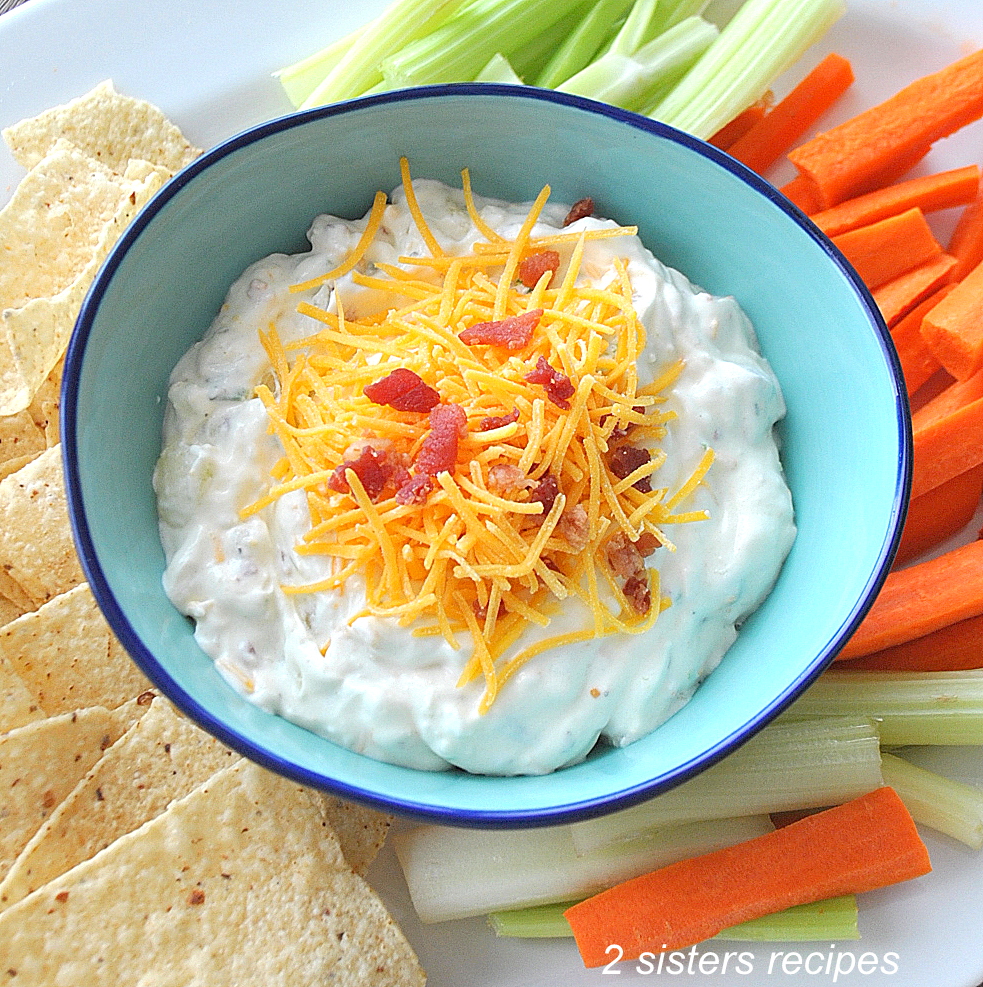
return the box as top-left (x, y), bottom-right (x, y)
top-left (0, 444), bottom-right (83, 606)
top-left (0, 760), bottom-right (426, 986)
top-left (0, 411), bottom-right (45, 475)
top-left (0, 594), bottom-right (25, 626)
top-left (0, 653), bottom-right (43, 733)
top-left (315, 794), bottom-right (393, 877)
top-left (2, 79), bottom-right (201, 175)
top-left (0, 567), bottom-right (32, 615)
top-left (27, 360), bottom-right (62, 447)
top-left (0, 582), bottom-right (150, 715)
top-left (0, 151), bottom-right (171, 415)
top-left (0, 697), bottom-right (238, 910)
top-left (0, 705), bottom-right (132, 883)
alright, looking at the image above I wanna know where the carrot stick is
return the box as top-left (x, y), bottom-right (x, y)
top-left (727, 53), bottom-right (854, 175)
top-left (873, 252), bottom-right (958, 327)
top-left (837, 611), bottom-right (983, 672)
top-left (948, 184), bottom-right (983, 282)
top-left (788, 47), bottom-right (983, 209)
top-left (911, 362), bottom-right (983, 431)
top-left (920, 258), bottom-right (983, 379)
top-left (832, 207), bottom-right (943, 290)
top-left (563, 787), bottom-right (930, 965)
top-left (708, 98), bottom-right (771, 151)
top-left (780, 174), bottom-right (823, 214)
top-left (837, 538), bottom-right (983, 659)
top-left (894, 462), bottom-right (983, 565)
top-left (811, 166), bottom-right (980, 238)
top-left (890, 285), bottom-right (952, 396)
top-left (911, 394), bottom-right (983, 499)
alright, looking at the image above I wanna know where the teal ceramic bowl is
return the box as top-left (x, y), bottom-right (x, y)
top-left (63, 85), bottom-right (910, 827)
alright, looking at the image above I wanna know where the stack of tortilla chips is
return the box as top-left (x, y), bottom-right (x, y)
top-left (0, 82), bottom-right (425, 986)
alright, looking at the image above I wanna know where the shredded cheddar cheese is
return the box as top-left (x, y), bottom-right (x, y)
top-left (241, 160), bottom-right (714, 714)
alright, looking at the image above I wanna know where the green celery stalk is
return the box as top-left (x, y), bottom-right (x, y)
top-left (556, 16), bottom-right (718, 114)
top-left (788, 670), bottom-right (983, 746)
top-left (568, 716), bottom-right (882, 855)
top-left (535, 0), bottom-right (636, 89)
top-left (508, 1), bottom-right (595, 82)
top-left (651, 0), bottom-right (845, 139)
top-left (881, 751), bottom-right (983, 850)
top-left (380, 0), bottom-right (589, 88)
top-left (648, 0), bottom-right (712, 36)
top-left (488, 895), bottom-right (859, 941)
top-left (276, 27), bottom-right (364, 109)
top-left (606, 0), bottom-right (662, 57)
top-left (302, 0), bottom-right (470, 107)
top-left (394, 814), bottom-right (772, 924)
top-left (475, 54), bottom-right (525, 85)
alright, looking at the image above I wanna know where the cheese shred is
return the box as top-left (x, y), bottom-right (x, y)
top-left (242, 160), bottom-right (714, 714)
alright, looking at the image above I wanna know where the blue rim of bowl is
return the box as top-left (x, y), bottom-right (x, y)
top-left (62, 82), bottom-right (912, 828)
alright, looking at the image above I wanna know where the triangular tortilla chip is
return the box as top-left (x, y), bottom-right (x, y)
top-left (0, 581), bottom-right (150, 716)
top-left (0, 760), bottom-right (426, 986)
top-left (0, 444), bottom-right (83, 606)
top-left (0, 652), bottom-right (43, 733)
top-left (314, 794), bottom-right (393, 878)
top-left (0, 705), bottom-right (133, 883)
top-left (0, 697), bottom-right (238, 910)
top-left (2, 79), bottom-right (200, 174)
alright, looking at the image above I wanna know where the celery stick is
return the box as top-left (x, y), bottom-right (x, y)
top-left (475, 54), bottom-right (525, 85)
top-left (789, 670), bottom-right (983, 746)
top-left (881, 751), bottom-right (983, 850)
top-left (509, 1), bottom-right (595, 82)
top-left (380, 0), bottom-right (588, 89)
top-left (303, 0), bottom-right (470, 107)
top-left (557, 16), bottom-right (718, 114)
top-left (535, 0), bottom-right (636, 89)
top-left (488, 895), bottom-right (859, 941)
top-left (394, 814), bottom-right (772, 924)
top-left (276, 27), bottom-right (364, 109)
top-left (569, 717), bottom-right (882, 855)
top-left (651, 0), bottom-right (844, 139)
top-left (649, 0), bottom-right (712, 36)
top-left (607, 0), bottom-right (662, 57)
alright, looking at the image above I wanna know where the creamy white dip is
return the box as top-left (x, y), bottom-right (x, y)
top-left (154, 179), bottom-right (795, 776)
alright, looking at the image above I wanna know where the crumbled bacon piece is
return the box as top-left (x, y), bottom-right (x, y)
top-left (623, 573), bottom-right (652, 615)
top-left (608, 444), bottom-right (652, 492)
top-left (414, 403), bottom-right (468, 476)
top-left (636, 531), bottom-right (662, 556)
top-left (459, 309), bottom-right (542, 350)
top-left (529, 472), bottom-right (560, 518)
top-left (524, 356), bottom-right (575, 410)
top-left (557, 503), bottom-right (590, 552)
top-left (395, 473), bottom-right (434, 505)
top-left (328, 444), bottom-right (394, 501)
top-left (563, 196), bottom-right (594, 227)
top-left (488, 463), bottom-right (531, 493)
top-left (605, 531), bottom-right (652, 614)
top-left (517, 250), bottom-right (560, 289)
top-left (479, 408), bottom-right (520, 431)
top-left (364, 367), bottom-right (440, 412)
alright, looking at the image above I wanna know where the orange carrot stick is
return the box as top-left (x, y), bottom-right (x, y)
top-left (920, 258), bottom-right (983, 379)
top-left (727, 53), bottom-right (854, 175)
top-left (894, 462), bottom-right (983, 565)
top-left (708, 98), bottom-right (771, 150)
top-left (890, 285), bottom-right (952, 396)
top-left (788, 47), bottom-right (983, 209)
top-left (837, 538), bottom-right (983, 659)
top-left (779, 174), bottom-right (821, 214)
top-left (911, 362), bottom-right (983, 431)
top-left (564, 788), bottom-right (930, 965)
top-left (811, 166), bottom-right (980, 238)
top-left (873, 252), bottom-right (958, 327)
top-left (832, 207), bottom-right (943, 290)
top-left (948, 185), bottom-right (983, 282)
top-left (911, 395), bottom-right (983, 499)
top-left (837, 611), bottom-right (983, 672)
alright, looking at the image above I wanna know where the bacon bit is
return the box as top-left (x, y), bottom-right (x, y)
top-left (605, 531), bottom-right (645, 581)
top-left (557, 503), bottom-right (590, 551)
top-left (479, 408), bottom-right (520, 431)
top-left (623, 573), bottom-right (652, 614)
top-left (414, 403), bottom-right (468, 476)
top-left (364, 367), bottom-right (440, 412)
top-left (636, 531), bottom-right (662, 556)
top-left (529, 472), bottom-right (560, 517)
top-left (517, 250), bottom-right (560, 288)
top-left (328, 445), bottom-right (394, 501)
top-left (487, 463), bottom-right (531, 494)
top-left (460, 309), bottom-right (542, 350)
top-left (525, 356), bottom-right (575, 410)
top-left (563, 196), bottom-right (594, 226)
top-left (609, 444), bottom-right (653, 492)
top-left (395, 473), bottom-right (434, 505)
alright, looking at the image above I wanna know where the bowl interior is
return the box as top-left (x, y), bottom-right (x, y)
top-left (64, 85), bottom-right (909, 827)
